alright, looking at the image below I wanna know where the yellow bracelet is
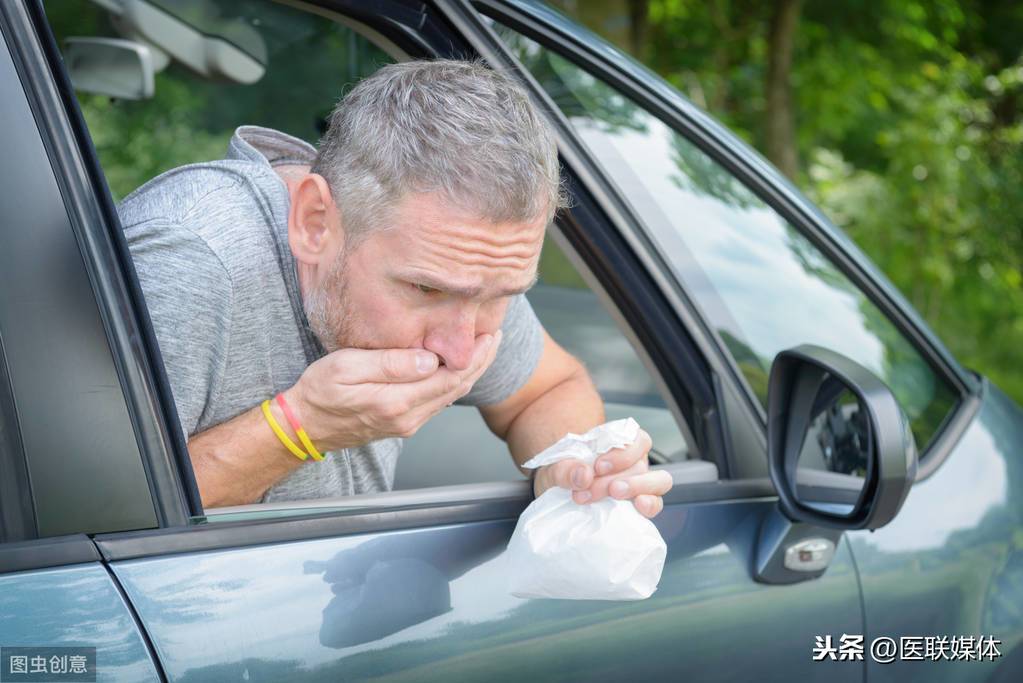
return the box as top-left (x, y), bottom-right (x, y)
top-left (275, 393), bottom-right (324, 461)
top-left (296, 428), bottom-right (324, 461)
top-left (261, 399), bottom-right (308, 461)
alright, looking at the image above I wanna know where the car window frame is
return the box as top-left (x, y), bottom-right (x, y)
top-left (468, 0), bottom-right (982, 480)
top-left (9, 0), bottom-right (881, 570)
top-left (31, 0), bottom-right (876, 563)
top-left (0, 0), bottom-right (166, 539)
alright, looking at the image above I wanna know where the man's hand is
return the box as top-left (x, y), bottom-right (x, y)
top-left (530, 428), bottom-right (673, 518)
top-left (285, 330), bottom-right (502, 451)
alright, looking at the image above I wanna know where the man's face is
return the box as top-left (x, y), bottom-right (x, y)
top-left (304, 192), bottom-right (546, 370)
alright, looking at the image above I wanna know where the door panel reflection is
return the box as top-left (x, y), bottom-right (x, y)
top-left (114, 498), bottom-right (863, 682)
top-left (0, 564), bottom-right (162, 681)
top-left (847, 386), bottom-right (1023, 682)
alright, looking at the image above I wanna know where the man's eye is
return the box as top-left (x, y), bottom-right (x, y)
top-left (413, 283), bottom-right (439, 294)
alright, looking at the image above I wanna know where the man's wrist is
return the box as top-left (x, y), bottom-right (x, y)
top-left (266, 395), bottom-right (304, 446)
top-left (280, 384), bottom-right (325, 449)
top-left (262, 397), bottom-right (311, 462)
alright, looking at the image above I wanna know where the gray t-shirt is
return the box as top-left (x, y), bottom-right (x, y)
top-left (117, 125), bottom-right (544, 503)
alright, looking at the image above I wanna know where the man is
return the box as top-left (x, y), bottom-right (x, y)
top-left (118, 59), bottom-right (673, 514)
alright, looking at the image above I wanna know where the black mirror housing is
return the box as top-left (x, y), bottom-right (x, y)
top-left (767, 345), bottom-right (918, 530)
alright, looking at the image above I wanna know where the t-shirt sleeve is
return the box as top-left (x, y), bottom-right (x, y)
top-left (457, 292), bottom-right (545, 406)
top-left (124, 219), bottom-right (233, 439)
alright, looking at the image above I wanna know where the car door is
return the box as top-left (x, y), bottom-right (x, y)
top-left (471, 2), bottom-right (1023, 682)
top-left (0, 6), bottom-right (166, 680)
top-left (29, 0), bottom-right (873, 681)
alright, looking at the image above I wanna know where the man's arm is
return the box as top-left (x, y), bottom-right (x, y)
top-left (479, 330), bottom-right (604, 469)
top-left (188, 400), bottom-right (308, 508)
top-left (189, 338), bottom-right (500, 508)
top-left (480, 330), bottom-right (672, 518)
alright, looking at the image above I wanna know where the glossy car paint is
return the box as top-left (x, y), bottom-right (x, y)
top-left (0, 563), bottom-right (162, 681)
top-left (108, 380), bottom-right (1022, 682)
top-left (111, 498), bottom-right (863, 682)
top-left (847, 382), bottom-right (1023, 682)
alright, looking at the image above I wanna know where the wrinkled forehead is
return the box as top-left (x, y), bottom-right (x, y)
top-left (379, 192), bottom-right (546, 294)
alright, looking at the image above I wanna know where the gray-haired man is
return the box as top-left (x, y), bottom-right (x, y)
top-left (119, 60), bottom-right (672, 512)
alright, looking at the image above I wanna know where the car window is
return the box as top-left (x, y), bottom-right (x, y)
top-left (46, 1), bottom-right (692, 508)
top-left (491, 22), bottom-right (960, 454)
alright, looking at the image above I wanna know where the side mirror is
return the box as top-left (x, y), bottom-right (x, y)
top-left (63, 37), bottom-right (155, 100)
top-left (768, 344), bottom-right (917, 529)
top-left (755, 345), bottom-right (917, 584)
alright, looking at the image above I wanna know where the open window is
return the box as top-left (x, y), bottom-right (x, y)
top-left (46, 0), bottom-right (711, 523)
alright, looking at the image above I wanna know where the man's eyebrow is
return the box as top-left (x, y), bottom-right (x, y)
top-left (400, 271), bottom-right (539, 297)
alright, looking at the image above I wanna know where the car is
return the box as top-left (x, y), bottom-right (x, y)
top-left (0, 0), bottom-right (1020, 681)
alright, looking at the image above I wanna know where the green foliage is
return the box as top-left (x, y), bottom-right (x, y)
top-left (800, 9), bottom-right (1023, 403)
top-left (555, 0), bottom-right (1023, 405)
top-left (76, 78), bottom-right (230, 201)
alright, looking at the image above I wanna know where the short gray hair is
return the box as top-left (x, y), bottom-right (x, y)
top-left (311, 59), bottom-right (566, 243)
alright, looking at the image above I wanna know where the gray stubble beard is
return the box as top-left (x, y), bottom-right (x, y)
top-left (302, 248), bottom-right (358, 355)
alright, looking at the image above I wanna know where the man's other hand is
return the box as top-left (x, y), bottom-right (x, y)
top-left (531, 428), bottom-right (673, 518)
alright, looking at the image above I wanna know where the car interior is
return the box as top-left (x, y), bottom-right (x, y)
top-left (47, 0), bottom-right (718, 521)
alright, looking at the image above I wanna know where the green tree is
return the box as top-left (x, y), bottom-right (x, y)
top-left (551, 0), bottom-right (1023, 404)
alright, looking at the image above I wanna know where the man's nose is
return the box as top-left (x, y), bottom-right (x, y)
top-left (424, 311), bottom-right (478, 371)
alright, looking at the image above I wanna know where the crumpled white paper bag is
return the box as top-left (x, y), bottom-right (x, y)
top-left (505, 418), bottom-right (667, 600)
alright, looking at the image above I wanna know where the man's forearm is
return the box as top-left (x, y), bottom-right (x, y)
top-left (187, 400), bottom-right (307, 508)
top-left (504, 368), bottom-right (605, 473)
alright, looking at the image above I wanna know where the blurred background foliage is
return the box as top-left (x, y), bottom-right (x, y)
top-left (550, 0), bottom-right (1023, 403)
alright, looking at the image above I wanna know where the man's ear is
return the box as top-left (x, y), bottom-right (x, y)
top-left (288, 173), bottom-right (344, 266)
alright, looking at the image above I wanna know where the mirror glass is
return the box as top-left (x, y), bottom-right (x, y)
top-left (794, 374), bottom-right (870, 515)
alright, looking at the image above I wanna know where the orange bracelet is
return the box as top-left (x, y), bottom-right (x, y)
top-left (275, 393), bottom-right (324, 461)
